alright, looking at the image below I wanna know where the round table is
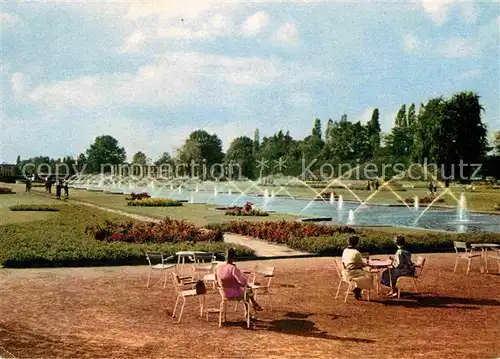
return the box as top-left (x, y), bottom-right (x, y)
top-left (365, 259), bottom-right (393, 293)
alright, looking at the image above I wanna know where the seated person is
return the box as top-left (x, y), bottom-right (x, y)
top-left (215, 248), bottom-right (262, 311)
top-left (341, 235), bottom-right (374, 300)
top-left (380, 235), bottom-right (415, 297)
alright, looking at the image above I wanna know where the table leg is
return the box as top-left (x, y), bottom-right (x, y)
top-left (388, 268), bottom-right (392, 292)
top-left (485, 249), bottom-right (489, 273)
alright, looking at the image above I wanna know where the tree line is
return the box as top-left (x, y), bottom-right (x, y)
top-left (14, 91), bottom-right (500, 181)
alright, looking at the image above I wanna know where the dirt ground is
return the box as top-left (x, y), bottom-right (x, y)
top-left (1, 254), bottom-right (499, 359)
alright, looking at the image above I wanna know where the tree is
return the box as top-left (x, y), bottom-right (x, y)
top-left (177, 130), bottom-right (224, 178)
top-left (325, 119), bottom-right (334, 145)
top-left (75, 153), bottom-right (87, 173)
top-left (366, 108), bottom-right (381, 158)
top-left (395, 104), bottom-right (407, 128)
top-left (154, 152), bottom-right (172, 166)
top-left (407, 103), bottom-right (416, 129)
top-left (132, 151), bottom-right (148, 165)
top-left (439, 91), bottom-right (488, 181)
top-left (494, 131), bottom-right (500, 155)
top-left (225, 136), bottom-right (255, 179)
top-left (312, 118), bottom-right (322, 140)
top-left (252, 128), bottom-right (260, 159)
top-left (85, 135), bottom-right (126, 173)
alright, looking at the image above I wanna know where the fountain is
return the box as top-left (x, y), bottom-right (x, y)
top-left (228, 189), bottom-right (232, 196)
top-left (189, 195), bottom-right (194, 204)
top-left (195, 184), bottom-right (199, 192)
top-left (338, 195), bottom-right (344, 210)
top-left (214, 186), bottom-right (218, 197)
top-left (178, 186), bottom-right (182, 193)
top-left (271, 190), bottom-right (275, 199)
top-left (457, 193), bottom-right (469, 221)
top-left (170, 184), bottom-right (174, 191)
top-left (414, 196), bottom-right (419, 210)
top-left (330, 192), bottom-right (335, 204)
top-left (347, 209), bottom-right (355, 224)
top-left (263, 189), bottom-right (270, 210)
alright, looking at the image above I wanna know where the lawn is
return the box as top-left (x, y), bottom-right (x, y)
top-left (0, 195), bottom-right (254, 268)
top-left (0, 187), bottom-right (63, 226)
top-left (26, 185), bottom-right (300, 227)
top-left (0, 255), bottom-right (498, 358)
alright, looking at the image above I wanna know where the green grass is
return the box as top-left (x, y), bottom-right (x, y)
top-left (0, 188), bottom-right (64, 225)
top-left (25, 186), bottom-right (300, 226)
top-left (0, 192), bottom-right (254, 268)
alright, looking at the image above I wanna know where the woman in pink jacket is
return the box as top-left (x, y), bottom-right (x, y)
top-left (215, 248), bottom-right (263, 311)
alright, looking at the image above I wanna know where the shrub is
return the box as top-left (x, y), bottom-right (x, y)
top-left (85, 217), bottom-right (223, 244)
top-left (9, 205), bottom-right (60, 212)
top-left (225, 208), bottom-right (269, 216)
top-left (0, 206), bottom-right (254, 268)
top-left (125, 192), bottom-right (151, 201)
top-left (0, 187), bottom-right (14, 194)
top-left (209, 220), bottom-right (355, 244)
top-left (494, 203), bottom-right (500, 211)
top-left (127, 198), bottom-right (182, 207)
top-left (400, 195), bottom-right (445, 204)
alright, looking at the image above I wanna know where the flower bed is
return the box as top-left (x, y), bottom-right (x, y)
top-left (9, 205), bottom-right (60, 212)
top-left (208, 220), bottom-right (355, 244)
top-left (207, 220), bottom-right (500, 255)
top-left (400, 195), bottom-right (445, 204)
top-left (225, 208), bottom-right (269, 216)
top-left (127, 198), bottom-right (182, 207)
top-left (124, 192), bottom-right (150, 201)
top-left (85, 217), bottom-right (223, 243)
top-left (0, 187), bottom-right (14, 194)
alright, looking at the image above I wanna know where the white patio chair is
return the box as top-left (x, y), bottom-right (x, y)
top-left (215, 280), bottom-right (252, 328)
top-left (333, 259), bottom-right (371, 303)
top-left (395, 256), bottom-right (426, 298)
top-left (171, 272), bottom-right (205, 324)
top-left (249, 264), bottom-right (275, 310)
top-left (190, 252), bottom-right (216, 278)
top-left (145, 251), bottom-right (176, 289)
top-left (489, 250), bottom-right (500, 275)
top-left (453, 241), bottom-right (482, 274)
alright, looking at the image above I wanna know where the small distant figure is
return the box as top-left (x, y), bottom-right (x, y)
top-left (55, 180), bottom-right (62, 200)
top-left (64, 182), bottom-right (69, 199)
top-left (375, 180), bottom-right (380, 191)
top-left (428, 181), bottom-right (435, 195)
top-left (25, 178), bottom-right (32, 192)
top-left (366, 180), bottom-right (371, 191)
top-left (445, 179), bottom-right (449, 188)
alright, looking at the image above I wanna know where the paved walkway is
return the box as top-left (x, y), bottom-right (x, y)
top-left (67, 199), bottom-right (311, 258)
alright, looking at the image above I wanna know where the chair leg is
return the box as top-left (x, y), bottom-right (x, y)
top-left (467, 259), bottom-right (471, 275)
top-left (172, 295), bottom-right (180, 317)
top-left (218, 302), bottom-right (224, 327)
top-left (234, 301), bottom-right (238, 312)
top-left (245, 303), bottom-right (250, 328)
top-left (177, 298), bottom-right (186, 323)
top-left (412, 278), bottom-right (418, 292)
top-left (344, 282), bottom-right (352, 303)
top-left (163, 270), bottom-right (167, 289)
top-left (453, 257), bottom-right (459, 273)
top-left (335, 280), bottom-right (343, 299)
top-left (366, 290), bottom-right (370, 302)
top-left (146, 270), bottom-right (151, 288)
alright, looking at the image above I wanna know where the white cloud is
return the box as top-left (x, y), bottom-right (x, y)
top-left (241, 11), bottom-right (270, 37)
top-left (120, 29), bottom-right (147, 53)
top-left (27, 52), bottom-right (320, 110)
top-left (420, 0), bottom-right (480, 25)
top-left (274, 22), bottom-right (299, 45)
top-left (288, 92), bottom-right (312, 107)
top-left (11, 72), bottom-right (31, 95)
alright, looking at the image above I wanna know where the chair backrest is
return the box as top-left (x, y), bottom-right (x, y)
top-left (453, 241), bottom-right (468, 253)
top-left (252, 264), bottom-right (275, 287)
top-left (414, 256), bottom-right (426, 277)
top-left (360, 252), bottom-right (370, 260)
top-left (145, 251), bottom-right (164, 267)
top-left (333, 259), bottom-right (343, 278)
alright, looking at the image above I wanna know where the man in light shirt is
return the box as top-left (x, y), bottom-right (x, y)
top-left (341, 235), bottom-right (373, 300)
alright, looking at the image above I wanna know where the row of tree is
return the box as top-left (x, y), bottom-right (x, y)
top-left (14, 91), bottom-right (500, 181)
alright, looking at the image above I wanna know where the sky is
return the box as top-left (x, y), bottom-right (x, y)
top-left (1, 0), bottom-right (499, 163)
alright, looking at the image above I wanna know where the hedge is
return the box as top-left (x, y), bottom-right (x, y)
top-left (9, 204), bottom-right (61, 212)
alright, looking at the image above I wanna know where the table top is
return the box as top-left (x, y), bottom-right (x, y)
top-left (175, 251), bottom-right (209, 256)
top-left (470, 243), bottom-right (500, 248)
top-left (365, 259), bottom-right (392, 268)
